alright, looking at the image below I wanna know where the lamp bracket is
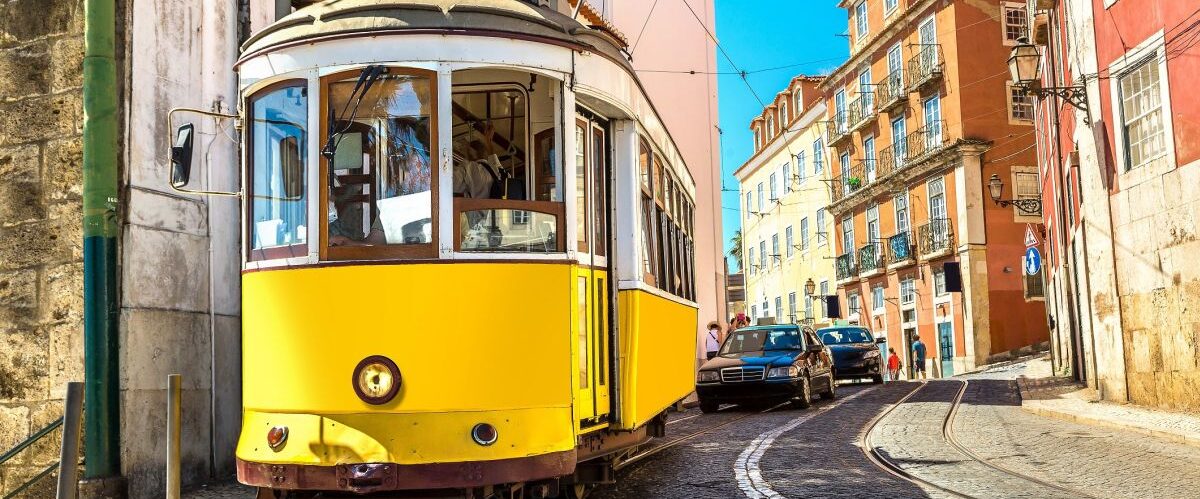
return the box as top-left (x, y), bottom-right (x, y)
top-left (996, 198), bottom-right (1044, 215)
top-left (1024, 83), bottom-right (1090, 125)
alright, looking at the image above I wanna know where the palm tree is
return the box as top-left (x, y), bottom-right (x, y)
top-left (728, 229), bottom-right (743, 272)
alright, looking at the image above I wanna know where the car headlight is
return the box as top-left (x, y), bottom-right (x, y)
top-left (767, 366), bottom-right (800, 378)
top-left (697, 370), bottom-right (720, 383)
top-left (864, 349), bottom-right (881, 359)
top-left (353, 355), bottom-right (401, 405)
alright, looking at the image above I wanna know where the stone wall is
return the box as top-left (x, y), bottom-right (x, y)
top-left (0, 0), bottom-right (85, 496)
top-left (1110, 161), bottom-right (1200, 411)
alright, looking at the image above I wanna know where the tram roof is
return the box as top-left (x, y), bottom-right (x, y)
top-left (241, 0), bottom-right (629, 67)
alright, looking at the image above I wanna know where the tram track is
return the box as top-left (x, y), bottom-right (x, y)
top-left (613, 401), bottom-right (790, 471)
top-left (862, 380), bottom-right (1097, 499)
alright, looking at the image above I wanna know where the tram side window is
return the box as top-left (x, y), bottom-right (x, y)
top-left (638, 140), bottom-right (658, 285)
top-left (249, 84), bottom-right (308, 261)
top-left (324, 71), bottom-right (435, 257)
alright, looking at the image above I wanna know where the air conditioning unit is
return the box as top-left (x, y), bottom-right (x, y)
top-left (1033, 13), bottom-right (1050, 45)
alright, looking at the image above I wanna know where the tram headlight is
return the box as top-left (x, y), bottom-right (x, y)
top-left (352, 355), bottom-right (401, 405)
top-left (696, 370), bottom-right (720, 383)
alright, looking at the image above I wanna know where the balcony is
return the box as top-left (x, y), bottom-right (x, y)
top-left (906, 121), bottom-right (948, 162)
top-left (836, 252), bottom-right (859, 281)
top-left (847, 96), bottom-right (874, 133)
top-left (917, 218), bottom-right (954, 258)
top-left (886, 231), bottom-right (916, 268)
top-left (829, 110), bottom-right (852, 145)
top-left (858, 242), bottom-right (884, 276)
top-left (832, 161), bottom-right (867, 203)
top-left (875, 70), bottom-right (906, 113)
top-left (907, 45), bottom-right (944, 93)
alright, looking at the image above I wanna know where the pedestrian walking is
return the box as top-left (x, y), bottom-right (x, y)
top-left (705, 321), bottom-right (722, 360)
top-left (887, 348), bottom-right (901, 381)
top-left (911, 335), bottom-right (928, 380)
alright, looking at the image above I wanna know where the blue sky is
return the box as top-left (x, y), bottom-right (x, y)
top-left (715, 1), bottom-right (848, 271)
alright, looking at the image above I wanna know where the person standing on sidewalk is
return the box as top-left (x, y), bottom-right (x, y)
top-left (887, 348), bottom-right (901, 381)
top-left (912, 335), bottom-right (928, 380)
top-left (705, 321), bottom-right (722, 360)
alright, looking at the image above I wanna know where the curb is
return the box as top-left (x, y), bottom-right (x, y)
top-left (1016, 377), bottom-right (1200, 449)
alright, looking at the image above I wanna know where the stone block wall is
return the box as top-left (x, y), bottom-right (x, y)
top-left (1110, 161), bottom-right (1200, 411)
top-left (0, 0), bottom-right (85, 496)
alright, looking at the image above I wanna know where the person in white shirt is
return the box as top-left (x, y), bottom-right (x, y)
top-left (705, 321), bottom-right (722, 360)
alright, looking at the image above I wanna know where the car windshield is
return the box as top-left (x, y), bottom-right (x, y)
top-left (818, 327), bottom-right (874, 345)
top-left (720, 329), bottom-right (805, 354)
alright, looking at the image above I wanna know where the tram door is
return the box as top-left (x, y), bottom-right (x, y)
top-left (574, 112), bottom-right (612, 428)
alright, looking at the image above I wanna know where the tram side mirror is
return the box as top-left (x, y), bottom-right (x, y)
top-left (170, 123), bottom-right (195, 188)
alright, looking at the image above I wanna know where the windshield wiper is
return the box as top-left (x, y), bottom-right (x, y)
top-left (321, 65), bottom-right (386, 164)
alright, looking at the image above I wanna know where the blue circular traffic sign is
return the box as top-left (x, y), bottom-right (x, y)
top-left (1024, 247), bottom-right (1042, 276)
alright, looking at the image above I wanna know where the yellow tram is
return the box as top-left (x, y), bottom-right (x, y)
top-left (168, 1), bottom-right (700, 497)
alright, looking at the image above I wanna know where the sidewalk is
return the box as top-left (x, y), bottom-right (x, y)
top-left (1015, 356), bottom-right (1200, 448)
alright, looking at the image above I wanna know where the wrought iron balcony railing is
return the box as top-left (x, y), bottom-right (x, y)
top-left (905, 120), bottom-right (947, 161)
top-left (847, 96), bottom-right (873, 131)
top-left (875, 70), bottom-right (906, 112)
top-left (832, 161), bottom-right (867, 202)
top-left (836, 251), bottom-right (859, 280)
top-left (830, 110), bottom-right (851, 144)
top-left (859, 242), bottom-right (884, 274)
top-left (917, 218), bottom-right (953, 256)
top-left (907, 44), bottom-right (944, 92)
top-left (887, 231), bottom-right (915, 265)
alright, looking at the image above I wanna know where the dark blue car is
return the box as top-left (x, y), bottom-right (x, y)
top-left (694, 324), bottom-right (836, 412)
top-left (817, 325), bottom-right (885, 384)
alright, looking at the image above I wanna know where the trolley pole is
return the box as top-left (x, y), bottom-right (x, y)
top-left (167, 375), bottom-right (182, 499)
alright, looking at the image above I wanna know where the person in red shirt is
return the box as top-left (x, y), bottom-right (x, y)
top-left (887, 348), bottom-right (902, 381)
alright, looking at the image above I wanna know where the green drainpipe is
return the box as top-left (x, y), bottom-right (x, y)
top-left (82, 0), bottom-right (121, 481)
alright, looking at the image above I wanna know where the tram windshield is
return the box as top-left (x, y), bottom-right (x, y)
top-left (325, 71), bottom-right (434, 250)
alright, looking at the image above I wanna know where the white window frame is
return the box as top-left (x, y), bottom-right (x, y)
top-left (756, 182), bottom-right (764, 212)
top-left (816, 209), bottom-right (828, 246)
top-left (769, 172), bottom-right (778, 204)
top-left (785, 226), bottom-right (795, 258)
top-left (900, 277), bottom-right (915, 305)
top-left (748, 246), bottom-right (756, 275)
top-left (796, 151), bottom-right (807, 183)
top-left (884, 0), bottom-right (899, 16)
top-left (1011, 166), bottom-right (1043, 222)
top-left (1007, 81), bottom-right (1036, 124)
top-left (745, 191), bottom-right (753, 220)
top-left (1001, 2), bottom-right (1028, 46)
top-left (872, 285), bottom-right (885, 312)
top-left (848, 292), bottom-right (862, 318)
top-left (813, 139), bottom-right (825, 174)
top-left (1109, 30), bottom-right (1175, 189)
top-left (800, 216), bottom-right (810, 251)
top-left (842, 215), bottom-right (855, 256)
top-left (783, 161), bottom-right (792, 193)
top-left (789, 291), bottom-right (798, 323)
top-left (855, 0), bottom-right (869, 38)
top-left (771, 234), bottom-right (780, 266)
top-left (934, 269), bottom-right (947, 297)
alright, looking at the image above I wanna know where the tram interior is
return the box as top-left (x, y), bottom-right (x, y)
top-left (452, 68), bottom-right (561, 252)
top-left (321, 67), bottom-right (562, 252)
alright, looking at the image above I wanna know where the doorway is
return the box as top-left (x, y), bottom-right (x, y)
top-left (574, 109), bottom-right (612, 429)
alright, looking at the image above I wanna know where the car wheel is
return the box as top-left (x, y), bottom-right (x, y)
top-left (794, 377), bottom-right (812, 409)
top-left (699, 400), bottom-right (719, 413)
top-left (820, 376), bottom-right (837, 400)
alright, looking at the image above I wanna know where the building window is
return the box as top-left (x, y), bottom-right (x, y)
top-left (1003, 3), bottom-right (1027, 45)
top-left (1025, 272), bottom-right (1045, 299)
top-left (786, 226), bottom-right (795, 257)
top-left (745, 191), bottom-right (752, 220)
top-left (756, 182), bottom-right (764, 212)
top-left (771, 234), bottom-right (780, 265)
top-left (781, 101), bottom-right (789, 124)
top-left (934, 270), bottom-right (947, 296)
top-left (894, 193), bottom-right (910, 235)
top-left (775, 296), bottom-right (783, 320)
top-left (848, 293), bottom-right (861, 316)
top-left (819, 280), bottom-right (829, 316)
top-left (766, 116), bottom-right (775, 137)
top-left (789, 292), bottom-right (798, 323)
top-left (872, 285), bottom-right (884, 311)
top-left (1013, 170), bottom-right (1042, 217)
top-left (763, 299), bottom-right (770, 318)
top-left (859, 68), bottom-right (874, 113)
top-left (759, 240), bottom-right (767, 270)
top-left (512, 210), bottom-right (530, 225)
top-left (751, 305), bottom-right (758, 319)
top-left (800, 217), bottom-right (810, 250)
top-left (855, 1), bottom-right (869, 38)
top-left (900, 278), bottom-right (915, 304)
top-left (796, 152), bottom-right (807, 182)
top-left (816, 209), bottom-right (828, 245)
top-left (783, 162), bottom-right (792, 193)
top-left (813, 139), bottom-right (824, 173)
top-left (805, 295), bottom-right (814, 320)
top-left (884, 0), bottom-right (899, 15)
top-left (841, 215), bottom-right (854, 255)
top-left (1009, 82), bottom-right (1035, 122)
top-left (1118, 56), bottom-right (1168, 172)
top-left (748, 246), bottom-right (756, 275)
top-left (769, 172), bottom-right (778, 204)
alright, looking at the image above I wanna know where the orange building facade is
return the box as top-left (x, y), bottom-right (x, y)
top-left (821, 0), bottom-right (1049, 376)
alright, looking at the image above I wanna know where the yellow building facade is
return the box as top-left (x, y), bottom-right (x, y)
top-left (735, 77), bottom-right (838, 326)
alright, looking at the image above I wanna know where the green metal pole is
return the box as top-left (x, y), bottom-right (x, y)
top-left (82, 0), bottom-right (121, 480)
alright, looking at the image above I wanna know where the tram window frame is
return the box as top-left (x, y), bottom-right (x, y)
top-left (246, 79), bottom-right (310, 262)
top-left (318, 67), bottom-right (439, 261)
top-left (638, 139), bottom-right (659, 285)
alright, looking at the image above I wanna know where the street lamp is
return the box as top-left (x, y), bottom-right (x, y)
top-left (805, 278), bottom-right (816, 297)
top-left (988, 173), bottom-right (1042, 215)
top-left (1007, 38), bottom-right (1089, 123)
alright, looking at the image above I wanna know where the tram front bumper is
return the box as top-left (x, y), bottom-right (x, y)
top-left (237, 452), bottom-right (576, 494)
